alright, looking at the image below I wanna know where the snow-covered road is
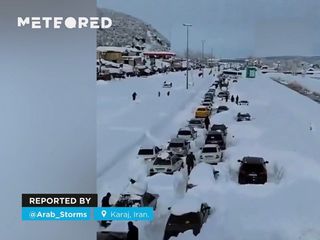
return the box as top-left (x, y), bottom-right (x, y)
top-left (97, 71), bottom-right (212, 197)
top-left (97, 71), bottom-right (320, 240)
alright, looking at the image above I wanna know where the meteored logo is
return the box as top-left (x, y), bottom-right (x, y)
top-left (17, 17), bottom-right (112, 29)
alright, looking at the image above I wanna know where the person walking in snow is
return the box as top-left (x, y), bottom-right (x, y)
top-left (204, 116), bottom-right (210, 130)
top-left (231, 95), bottom-right (235, 103)
top-left (158, 91), bottom-right (161, 97)
top-left (186, 152), bottom-right (195, 175)
top-left (167, 91), bottom-right (170, 96)
top-left (236, 95), bottom-right (239, 105)
top-left (127, 221), bottom-right (139, 240)
top-left (132, 92), bottom-right (137, 101)
top-left (225, 94), bottom-right (229, 102)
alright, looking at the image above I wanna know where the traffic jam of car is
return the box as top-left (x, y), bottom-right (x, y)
top-left (101, 72), bottom-right (269, 239)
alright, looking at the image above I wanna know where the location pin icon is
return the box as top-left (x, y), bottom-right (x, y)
top-left (101, 210), bottom-right (107, 218)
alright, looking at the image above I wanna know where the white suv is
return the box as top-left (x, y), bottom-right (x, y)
top-left (137, 146), bottom-right (162, 160)
top-left (200, 144), bottom-right (223, 164)
top-left (177, 127), bottom-right (197, 141)
top-left (149, 152), bottom-right (183, 176)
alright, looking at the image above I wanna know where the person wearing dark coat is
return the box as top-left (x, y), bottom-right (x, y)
top-left (231, 95), bottom-right (235, 103)
top-left (236, 95), bottom-right (239, 105)
top-left (167, 91), bottom-right (170, 96)
top-left (225, 95), bottom-right (229, 102)
top-left (158, 91), bottom-right (161, 97)
top-left (186, 152), bottom-right (195, 175)
top-left (101, 192), bottom-right (111, 207)
top-left (100, 192), bottom-right (112, 227)
top-left (127, 221), bottom-right (139, 240)
top-left (204, 116), bottom-right (210, 130)
top-left (132, 92), bottom-right (137, 101)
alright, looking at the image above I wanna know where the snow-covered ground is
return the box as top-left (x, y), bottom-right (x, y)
top-left (268, 72), bottom-right (320, 93)
top-left (97, 70), bottom-right (320, 239)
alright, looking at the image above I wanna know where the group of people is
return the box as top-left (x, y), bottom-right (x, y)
top-left (101, 192), bottom-right (139, 240)
top-left (132, 91), bottom-right (171, 101)
top-left (158, 91), bottom-right (170, 97)
top-left (223, 94), bottom-right (240, 104)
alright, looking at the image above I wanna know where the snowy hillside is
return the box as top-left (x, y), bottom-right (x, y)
top-left (97, 8), bottom-right (170, 51)
top-left (97, 71), bottom-right (320, 239)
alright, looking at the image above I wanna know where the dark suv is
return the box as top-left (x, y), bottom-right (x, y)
top-left (205, 131), bottom-right (226, 150)
top-left (163, 203), bottom-right (211, 240)
top-left (216, 106), bottom-right (229, 113)
top-left (238, 157), bottom-right (269, 184)
top-left (236, 112), bottom-right (251, 121)
top-left (210, 124), bottom-right (228, 136)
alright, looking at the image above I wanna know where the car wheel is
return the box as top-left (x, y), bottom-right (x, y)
top-left (193, 228), bottom-right (201, 236)
top-left (238, 177), bottom-right (246, 184)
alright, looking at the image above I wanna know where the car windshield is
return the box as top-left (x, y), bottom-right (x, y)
top-left (154, 158), bottom-right (171, 165)
top-left (190, 120), bottom-right (201, 124)
top-left (169, 142), bottom-right (183, 148)
top-left (242, 164), bottom-right (265, 172)
top-left (138, 149), bottom-right (154, 155)
top-left (178, 130), bottom-right (191, 135)
top-left (212, 125), bottom-right (225, 130)
top-left (168, 213), bottom-right (200, 225)
top-left (202, 147), bottom-right (217, 153)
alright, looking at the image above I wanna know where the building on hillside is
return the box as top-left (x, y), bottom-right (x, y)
top-left (97, 46), bottom-right (142, 64)
top-left (122, 55), bottom-right (143, 66)
top-left (143, 51), bottom-right (176, 60)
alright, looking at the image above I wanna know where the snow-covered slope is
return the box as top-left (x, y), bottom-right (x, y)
top-left (97, 71), bottom-right (320, 240)
top-left (269, 72), bottom-right (320, 94)
top-left (97, 8), bottom-right (170, 51)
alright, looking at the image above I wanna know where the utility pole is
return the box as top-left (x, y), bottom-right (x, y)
top-left (211, 47), bottom-right (213, 68)
top-left (183, 23), bottom-right (192, 90)
top-left (201, 40), bottom-right (206, 64)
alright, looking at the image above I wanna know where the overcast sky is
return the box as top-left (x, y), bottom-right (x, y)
top-left (98, 0), bottom-right (320, 58)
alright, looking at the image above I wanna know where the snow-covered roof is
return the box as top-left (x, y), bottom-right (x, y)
top-left (106, 68), bottom-right (122, 74)
top-left (143, 51), bottom-right (176, 56)
top-left (179, 127), bottom-right (192, 132)
top-left (188, 162), bottom-right (215, 186)
top-left (123, 181), bottom-right (147, 195)
top-left (122, 64), bottom-right (134, 73)
top-left (170, 195), bottom-right (203, 215)
top-left (135, 65), bottom-right (147, 69)
top-left (158, 151), bottom-right (170, 159)
top-left (122, 55), bottom-right (142, 59)
top-left (139, 145), bottom-right (155, 150)
top-left (98, 59), bottom-right (120, 68)
top-left (203, 143), bottom-right (219, 148)
top-left (97, 46), bottom-right (141, 53)
top-left (197, 105), bottom-right (209, 109)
